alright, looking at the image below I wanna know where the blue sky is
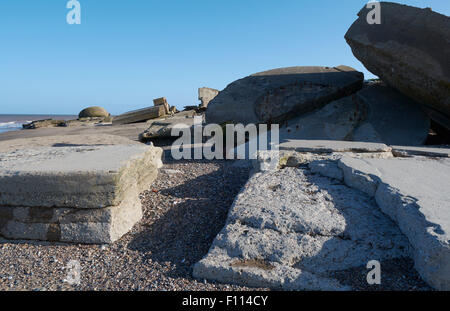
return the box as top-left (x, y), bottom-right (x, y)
top-left (0, 0), bottom-right (448, 115)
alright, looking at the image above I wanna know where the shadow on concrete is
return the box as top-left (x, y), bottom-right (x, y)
top-left (127, 161), bottom-right (250, 279)
top-left (290, 165), bottom-right (432, 290)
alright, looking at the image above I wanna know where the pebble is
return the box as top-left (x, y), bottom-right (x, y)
top-left (0, 154), bottom-right (263, 291)
top-left (0, 144), bottom-right (432, 291)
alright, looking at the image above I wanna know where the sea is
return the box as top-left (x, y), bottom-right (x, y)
top-left (0, 115), bottom-right (77, 134)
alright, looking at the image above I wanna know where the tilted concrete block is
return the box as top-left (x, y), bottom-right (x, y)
top-left (0, 140), bottom-right (163, 243)
top-left (337, 156), bottom-right (450, 290)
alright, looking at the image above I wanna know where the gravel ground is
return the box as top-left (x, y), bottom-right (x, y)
top-left (329, 257), bottom-right (431, 291)
top-left (0, 149), bottom-right (267, 291)
top-left (0, 144), bottom-right (433, 291)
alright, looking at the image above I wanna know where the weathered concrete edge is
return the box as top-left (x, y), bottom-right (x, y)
top-left (0, 145), bottom-right (163, 209)
top-left (193, 246), bottom-right (350, 291)
top-left (0, 212), bottom-right (142, 244)
top-left (191, 168), bottom-right (351, 290)
top-left (0, 192), bottom-right (143, 244)
top-left (334, 157), bottom-right (450, 290)
top-left (391, 146), bottom-right (450, 158)
top-left (279, 140), bottom-right (392, 153)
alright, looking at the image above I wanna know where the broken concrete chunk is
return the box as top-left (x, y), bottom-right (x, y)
top-left (0, 188), bottom-right (142, 244)
top-left (279, 140), bottom-right (391, 154)
top-left (274, 84), bottom-right (429, 146)
top-left (139, 110), bottom-right (197, 141)
top-left (336, 156), bottom-right (450, 290)
top-left (0, 136), bottom-right (163, 243)
top-left (22, 119), bottom-right (67, 129)
top-left (354, 84), bottom-right (430, 146)
top-left (222, 82), bottom-right (429, 146)
top-left (391, 145), bottom-right (450, 158)
top-left (276, 94), bottom-right (365, 141)
top-left (198, 87), bottom-right (219, 109)
top-left (194, 167), bottom-right (410, 290)
top-left (0, 144), bottom-right (162, 208)
top-left (79, 106), bottom-right (110, 118)
top-left (309, 160), bottom-right (343, 181)
top-left (23, 117), bottom-right (113, 130)
top-left (153, 97), bottom-right (170, 115)
top-left (0, 134), bottom-right (141, 153)
top-left (205, 65), bottom-right (364, 125)
top-left (235, 135), bottom-right (392, 164)
top-left (345, 2), bottom-right (450, 121)
top-left (112, 105), bottom-right (166, 125)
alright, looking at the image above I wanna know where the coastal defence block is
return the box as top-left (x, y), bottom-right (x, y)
top-left (193, 165), bottom-right (411, 290)
top-left (337, 156), bottom-right (450, 290)
top-left (0, 189), bottom-right (142, 244)
top-left (0, 136), bottom-right (163, 243)
top-left (198, 87), bottom-right (219, 109)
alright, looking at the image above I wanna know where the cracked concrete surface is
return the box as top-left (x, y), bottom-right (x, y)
top-left (193, 166), bottom-right (411, 290)
top-left (194, 140), bottom-right (450, 290)
top-left (336, 156), bottom-right (450, 290)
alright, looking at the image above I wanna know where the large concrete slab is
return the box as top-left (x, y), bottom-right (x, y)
top-left (0, 123), bottom-right (152, 143)
top-left (336, 156), bottom-right (450, 290)
top-left (230, 136), bottom-right (392, 163)
top-left (392, 145), bottom-right (450, 158)
top-left (279, 139), bottom-right (391, 153)
top-left (139, 110), bottom-right (197, 141)
top-left (0, 141), bottom-right (163, 209)
top-left (273, 95), bottom-right (363, 142)
top-left (345, 2), bottom-right (450, 122)
top-left (222, 83), bottom-right (429, 149)
top-left (0, 134), bottom-right (141, 153)
top-left (0, 187), bottom-right (142, 244)
top-left (112, 105), bottom-right (166, 125)
top-left (193, 167), bottom-right (410, 290)
top-left (353, 84), bottom-right (430, 145)
top-left (0, 135), bottom-right (163, 243)
top-left (206, 66), bottom-right (363, 125)
top-left (269, 84), bottom-right (429, 146)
